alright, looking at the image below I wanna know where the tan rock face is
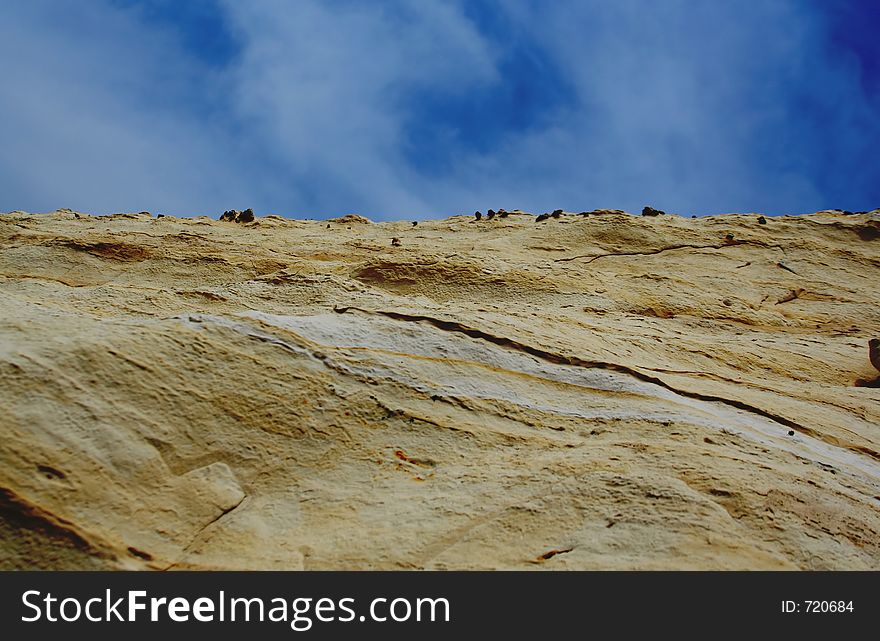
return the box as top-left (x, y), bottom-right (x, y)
top-left (1, 208), bottom-right (878, 570)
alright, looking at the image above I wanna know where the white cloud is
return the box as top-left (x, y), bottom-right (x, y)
top-left (0, 0), bottom-right (876, 218)
top-left (0, 1), bottom-right (251, 216)
top-left (219, 0), bottom-right (498, 217)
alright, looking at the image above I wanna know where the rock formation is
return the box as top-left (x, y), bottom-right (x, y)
top-left (220, 209), bottom-right (255, 223)
top-left (1, 208), bottom-right (878, 570)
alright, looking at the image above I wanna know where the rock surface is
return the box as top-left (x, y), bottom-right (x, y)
top-left (1, 208), bottom-right (878, 570)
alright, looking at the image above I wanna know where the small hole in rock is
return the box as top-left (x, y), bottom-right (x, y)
top-left (127, 546), bottom-right (153, 561)
top-left (36, 464), bottom-right (66, 480)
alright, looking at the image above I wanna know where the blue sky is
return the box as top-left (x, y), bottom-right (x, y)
top-left (1, 0), bottom-right (878, 220)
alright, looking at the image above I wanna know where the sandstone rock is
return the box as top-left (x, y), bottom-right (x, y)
top-left (328, 214), bottom-right (371, 225)
top-left (855, 339), bottom-right (880, 387)
top-left (1, 208), bottom-right (879, 570)
top-left (582, 209), bottom-right (626, 216)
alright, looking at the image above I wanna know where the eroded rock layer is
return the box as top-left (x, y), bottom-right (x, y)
top-left (1, 208), bottom-right (878, 569)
